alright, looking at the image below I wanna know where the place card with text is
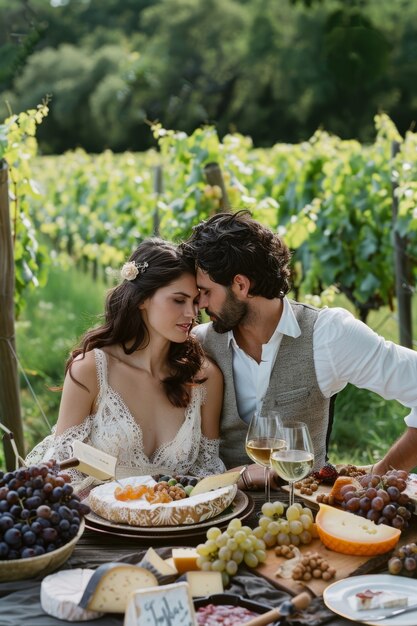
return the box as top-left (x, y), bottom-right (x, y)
top-left (124, 582), bottom-right (196, 626)
top-left (71, 440), bottom-right (117, 481)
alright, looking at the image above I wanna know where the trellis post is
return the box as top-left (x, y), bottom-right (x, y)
top-left (204, 162), bottom-right (230, 211)
top-left (0, 159), bottom-right (24, 469)
top-left (391, 140), bottom-right (413, 348)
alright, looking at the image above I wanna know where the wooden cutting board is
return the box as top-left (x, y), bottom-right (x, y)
top-left (255, 501), bottom-right (417, 597)
top-left (255, 537), bottom-right (389, 597)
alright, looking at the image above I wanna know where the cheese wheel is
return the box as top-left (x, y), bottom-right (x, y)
top-left (78, 563), bottom-right (158, 613)
top-left (88, 476), bottom-right (237, 526)
top-left (316, 504), bottom-right (401, 555)
top-left (41, 569), bottom-right (103, 621)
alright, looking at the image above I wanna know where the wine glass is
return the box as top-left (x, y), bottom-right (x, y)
top-left (245, 411), bottom-right (286, 502)
top-left (270, 421), bottom-right (314, 507)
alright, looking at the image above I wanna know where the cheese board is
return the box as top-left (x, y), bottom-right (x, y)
top-left (256, 515), bottom-right (417, 598)
top-left (255, 490), bottom-right (417, 598)
top-left (255, 536), bottom-right (391, 597)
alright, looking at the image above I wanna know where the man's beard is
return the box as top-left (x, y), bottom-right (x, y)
top-left (207, 288), bottom-right (248, 333)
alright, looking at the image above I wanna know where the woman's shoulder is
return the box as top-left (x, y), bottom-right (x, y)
top-left (70, 349), bottom-right (98, 374)
top-left (197, 357), bottom-right (223, 386)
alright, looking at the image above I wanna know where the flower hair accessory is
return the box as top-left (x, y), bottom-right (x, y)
top-left (121, 260), bottom-right (149, 281)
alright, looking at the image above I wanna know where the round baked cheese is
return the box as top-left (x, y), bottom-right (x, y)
top-left (41, 569), bottom-right (103, 621)
top-left (88, 476), bottom-right (237, 526)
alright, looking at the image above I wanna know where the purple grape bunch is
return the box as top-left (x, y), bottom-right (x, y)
top-left (0, 461), bottom-right (90, 560)
top-left (339, 469), bottom-right (413, 530)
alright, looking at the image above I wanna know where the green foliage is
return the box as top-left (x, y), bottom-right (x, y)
top-left (16, 264), bottom-right (107, 453)
top-left (0, 103), bottom-right (50, 316)
top-left (2, 44), bottom-right (142, 152)
top-left (329, 384), bottom-right (408, 466)
top-left (25, 114), bottom-right (417, 323)
top-left (2, 0), bottom-right (417, 152)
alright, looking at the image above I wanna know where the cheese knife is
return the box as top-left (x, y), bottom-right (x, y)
top-left (363, 603), bottom-right (417, 622)
top-left (234, 591), bottom-right (311, 626)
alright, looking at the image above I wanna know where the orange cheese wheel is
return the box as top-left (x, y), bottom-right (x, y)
top-left (315, 503), bottom-right (401, 556)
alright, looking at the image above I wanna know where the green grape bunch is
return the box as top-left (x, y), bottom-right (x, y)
top-left (196, 518), bottom-right (267, 587)
top-left (252, 501), bottom-right (317, 549)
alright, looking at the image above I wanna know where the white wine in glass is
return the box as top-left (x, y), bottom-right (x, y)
top-left (270, 421), bottom-right (314, 507)
top-left (245, 412), bottom-right (284, 501)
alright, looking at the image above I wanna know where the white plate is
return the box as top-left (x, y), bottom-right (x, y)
top-left (323, 575), bottom-right (417, 625)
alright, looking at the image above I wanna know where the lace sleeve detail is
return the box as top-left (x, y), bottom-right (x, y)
top-left (187, 436), bottom-right (226, 478)
top-left (25, 417), bottom-right (99, 495)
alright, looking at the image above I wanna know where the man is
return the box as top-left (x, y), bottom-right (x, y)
top-left (181, 210), bottom-right (417, 475)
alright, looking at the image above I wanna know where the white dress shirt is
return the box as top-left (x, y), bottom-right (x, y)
top-left (229, 298), bottom-right (417, 426)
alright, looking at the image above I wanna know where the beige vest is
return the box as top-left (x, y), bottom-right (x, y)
top-left (194, 301), bottom-right (330, 469)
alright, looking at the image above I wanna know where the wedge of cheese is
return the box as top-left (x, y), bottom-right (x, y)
top-left (354, 589), bottom-right (408, 611)
top-left (190, 470), bottom-right (241, 496)
top-left (172, 548), bottom-right (199, 573)
top-left (78, 563), bottom-right (158, 613)
top-left (186, 571), bottom-right (224, 597)
top-left (41, 569), bottom-right (103, 622)
top-left (139, 547), bottom-right (178, 584)
top-left (315, 504), bottom-right (401, 556)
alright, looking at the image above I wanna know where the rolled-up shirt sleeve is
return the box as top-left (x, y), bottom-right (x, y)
top-left (313, 307), bottom-right (417, 425)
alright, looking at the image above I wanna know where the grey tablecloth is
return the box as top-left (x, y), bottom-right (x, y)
top-left (0, 546), bottom-right (358, 626)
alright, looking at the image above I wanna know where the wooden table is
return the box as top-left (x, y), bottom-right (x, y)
top-left (0, 489), bottom-right (413, 625)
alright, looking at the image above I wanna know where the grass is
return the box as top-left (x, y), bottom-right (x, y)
top-left (1, 266), bottom-right (415, 471)
top-left (323, 294), bottom-right (415, 467)
top-left (14, 264), bottom-right (107, 458)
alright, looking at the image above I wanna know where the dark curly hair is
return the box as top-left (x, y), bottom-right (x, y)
top-left (67, 238), bottom-right (205, 407)
top-left (181, 210), bottom-right (291, 299)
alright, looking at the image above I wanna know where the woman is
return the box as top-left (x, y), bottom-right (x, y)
top-left (26, 238), bottom-right (225, 493)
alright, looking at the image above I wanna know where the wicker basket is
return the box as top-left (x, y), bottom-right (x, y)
top-left (0, 519), bottom-right (85, 582)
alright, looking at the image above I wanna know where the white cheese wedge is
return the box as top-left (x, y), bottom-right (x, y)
top-left (41, 569), bottom-right (103, 621)
top-left (164, 557), bottom-right (178, 573)
top-left (190, 470), bottom-right (241, 496)
top-left (186, 571), bottom-right (224, 597)
top-left (139, 547), bottom-right (178, 584)
top-left (78, 563), bottom-right (158, 613)
top-left (172, 547), bottom-right (199, 573)
top-left (354, 589), bottom-right (409, 611)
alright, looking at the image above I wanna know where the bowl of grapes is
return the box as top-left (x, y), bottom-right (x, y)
top-left (0, 461), bottom-right (89, 581)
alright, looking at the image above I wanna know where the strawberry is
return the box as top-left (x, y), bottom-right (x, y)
top-left (317, 463), bottom-right (339, 484)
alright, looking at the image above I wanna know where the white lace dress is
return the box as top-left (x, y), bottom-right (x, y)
top-left (26, 349), bottom-right (225, 494)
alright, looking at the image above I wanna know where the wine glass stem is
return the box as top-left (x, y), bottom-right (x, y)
top-left (288, 481), bottom-right (294, 507)
top-left (264, 466), bottom-right (270, 502)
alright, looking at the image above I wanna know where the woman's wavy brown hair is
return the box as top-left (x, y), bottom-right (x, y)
top-left (67, 238), bottom-right (205, 407)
